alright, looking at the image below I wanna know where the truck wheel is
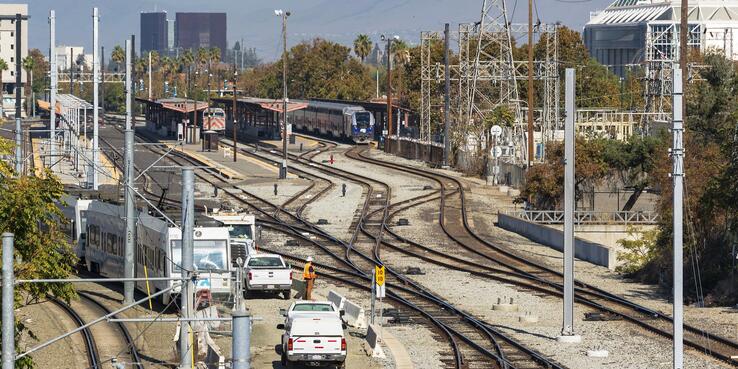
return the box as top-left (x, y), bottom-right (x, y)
top-left (282, 290), bottom-right (290, 300)
top-left (337, 361), bottom-right (346, 369)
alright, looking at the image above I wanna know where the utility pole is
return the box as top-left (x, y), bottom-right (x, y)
top-left (527, 0), bottom-right (534, 168)
top-left (672, 66), bottom-right (684, 369)
top-left (123, 39), bottom-right (135, 305)
top-left (148, 51), bottom-right (152, 100)
top-left (101, 46), bottom-right (105, 126)
top-left (92, 7), bottom-right (100, 190)
top-left (14, 13), bottom-right (22, 175)
top-left (49, 10), bottom-right (56, 171)
top-left (1, 233), bottom-right (14, 369)
top-left (558, 68), bottom-right (581, 343)
top-left (277, 10), bottom-right (291, 179)
top-left (443, 23), bottom-right (451, 168)
top-left (385, 36), bottom-right (393, 153)
top-left (207, 68), bottom-right (211, 151)
top-left (179, 168), bottom-right (195, 369)
top-left (233, 67), bottom-right (238, 162)
top-left (680, 0), bottom-right (688, 118)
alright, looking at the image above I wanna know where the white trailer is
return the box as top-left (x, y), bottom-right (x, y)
top-left (209, 212), bottom-right (257, 265)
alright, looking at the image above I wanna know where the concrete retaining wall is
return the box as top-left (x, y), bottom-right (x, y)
top-left (291, 279), bottom-right (306, 299)
top-left (365, 323), bottom-right (385, 358)
top-left (497, 212), bottom-right (616, 269)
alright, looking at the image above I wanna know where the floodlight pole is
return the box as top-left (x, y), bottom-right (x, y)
top-left (179, 168), bottom-right (195, 369)
top-left (14, 13), bottom-right (22, 175)
top-left (92, 7), bottom-right (100, 190)
top-left (49, 10), bottom-right (57, 171)
top-left (123, 38), bottom-right (135, 305)
top-left (2, 233), bottom-right (15, 369)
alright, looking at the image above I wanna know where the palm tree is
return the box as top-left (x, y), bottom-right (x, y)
top-left (209, 47), bottom-right (221, 65)
top-left (390, 40), bottom-right (411, 105)
top-left (22, 56), bottom-right (34, 116)
top-left (179, 49), bottom-right (194, 73)
top-left (196, 48), bottom-right (209, 68)
top-left (353, 34), bottom-right (372, 63)
top-left (111, 45), bottom-right (125, 72)
top-left (0, 58), bottom-right (7, 118)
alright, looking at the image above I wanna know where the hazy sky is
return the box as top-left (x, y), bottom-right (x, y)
top-left (24, 0), bottom-right (614, 61)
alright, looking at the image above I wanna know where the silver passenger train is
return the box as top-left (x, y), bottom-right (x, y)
top-left (84, 201), bottom-right (233, 305)
top-left (290, 100), bottom-right (374, 143)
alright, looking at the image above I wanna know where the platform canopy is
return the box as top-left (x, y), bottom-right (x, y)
top-left (135, 97), bottom-right (209, 114)
top-left (211, 96), bottom-right (308, 114)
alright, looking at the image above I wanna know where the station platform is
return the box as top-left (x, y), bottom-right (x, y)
top-left (32, 136), bottom-right (120, 187)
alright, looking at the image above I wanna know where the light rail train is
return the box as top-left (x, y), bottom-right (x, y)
top-left (84, 201), bottom-right (233, 305)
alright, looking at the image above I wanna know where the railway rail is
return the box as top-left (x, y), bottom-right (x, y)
top-left (98, 120), bottom-right (563, 369)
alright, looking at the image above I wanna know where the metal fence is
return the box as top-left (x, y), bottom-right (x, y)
top-left (503, 209), bottom-right (660, 225)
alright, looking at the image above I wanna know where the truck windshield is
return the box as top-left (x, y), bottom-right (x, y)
top-left (292, 304), bottom-right (334, 312)
top-left (227, 225), bottom-right (253, 240)
top-left (171, 240), bottom-right (228, 271)
top-left (247, 257), bottom-right (284, 268)
top-left (354, 112), bottom-right (371, 129)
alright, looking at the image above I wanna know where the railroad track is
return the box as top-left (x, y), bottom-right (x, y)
top-left (104, 126), bottom-right (563, 369)
top-left (347, 143), bottom-right (738, 366)
top-left (48, 297), bottom-right (101, 369)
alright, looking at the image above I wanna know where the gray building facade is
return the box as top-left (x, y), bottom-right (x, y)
top-left (175, 12), bottom-right (227, 58)
top-left (140, 11), bottom-right (168, 54)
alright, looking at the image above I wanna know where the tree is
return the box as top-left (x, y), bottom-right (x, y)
top-left (111, 45), bottom-right (125, 72)
top-left (0, 58), bottom-right (7, 118)
top-left (209, 47), bottom-right (221, 65)
top-left (22, 56), bottom-right (34, 116)
top-left (353, 34), bottom-right (372, 62)
top-left (179, 49), bottom-right (194, 73)
top-left (0, 137), bottom-right (77, 368)
top-left (197, 48), bottom-right (210, 68)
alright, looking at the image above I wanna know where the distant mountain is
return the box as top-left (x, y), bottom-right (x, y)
top-left (27, 0), bottom-right (613, 61)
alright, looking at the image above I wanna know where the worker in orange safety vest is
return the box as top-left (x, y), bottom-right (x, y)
top-left (303, 256), bottom-right (317, 300)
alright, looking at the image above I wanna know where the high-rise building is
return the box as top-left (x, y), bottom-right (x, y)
top-left (175, 12), bottom-right (227, 59)
top-left (55, 46), bottom-right (85, 71)
top-left (167, 18), bottom-right (175, 50)
top-left (140, 11), bottom-right (168, 54)
top-left (0, 4), bottom-right (28, 89)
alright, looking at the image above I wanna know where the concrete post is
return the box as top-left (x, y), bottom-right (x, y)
top-left (179, 168), bottom-right (195, 369)
top-left (232, 310), bottom-right (251, 369)
top-left (49, 10), bottom-right (56, 171)
top-left (92, 7), bottom-right (99, 190)
top-left (672, 66), bottom-right (684, 369)
top-left (559, 68), bottom-right (580, 342)
top-left (14, 13), bottom-right (22, 175)
top-left (2, 233), bottom-right (15, 369)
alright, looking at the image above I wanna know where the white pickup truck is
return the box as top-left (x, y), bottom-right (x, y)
top-left (278, 316), bottom-right (347, 368)
top-left (280, 301), bottom-right (344, 329)
top-left (244, 254), bottom-right (292, 299)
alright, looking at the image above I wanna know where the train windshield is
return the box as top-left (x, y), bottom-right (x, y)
top-left (171, 239), bottom-right (228, 271)
top-left (227, 225), bottom-right (253, 240)
top-left (354, 112), bottom-right (371, 129)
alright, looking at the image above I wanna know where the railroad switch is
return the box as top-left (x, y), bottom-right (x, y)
top-left (274, 183), bottom-right (278, 196)
top-left (285, 239), bottom-right (299, 247)
top-left (317, 219), bottom-right (329, 225)
top-left (404, 267), bottom-right (424, 275)
top-left (342, 183), bottom-right (347, 197)
top-left (397, 218), bottom-right (410, 226)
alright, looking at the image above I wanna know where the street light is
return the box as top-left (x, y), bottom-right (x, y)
top-left (380, 34), bottom-right (399, 152)
top-left (275, 9), bottom-right (291, 179)
top-left (232, 68), bottom-right (238, 162)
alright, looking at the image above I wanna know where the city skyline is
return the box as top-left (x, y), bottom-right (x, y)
top-left (24, 0), bottom-right (613, 62)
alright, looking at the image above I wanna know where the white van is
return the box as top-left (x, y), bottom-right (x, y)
top-left (278, 316), bottom-right (347, 368)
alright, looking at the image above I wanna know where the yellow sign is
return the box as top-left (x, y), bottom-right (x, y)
top-left (375, 265), bottom-right (385, 286)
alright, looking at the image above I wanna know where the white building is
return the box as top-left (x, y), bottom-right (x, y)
top-left (55, 45), bottom-right (86, 71)
top-left (584, 0), bottom-right (738, 77)
top-left (0, 4), bottom-right (28, 117)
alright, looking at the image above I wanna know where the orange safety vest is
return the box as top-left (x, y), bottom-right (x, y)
top-left (303, 262), bottom-right (316, 280)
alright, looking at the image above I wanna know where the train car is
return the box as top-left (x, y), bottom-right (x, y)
top-left (85, 201), bottom-right (233, 305)
top-left (202, 108), bottom-right (226, 133)
top-left (290, 100), bottom-right (375, 143)
top-left (59, 195), bottom-right (93, 261)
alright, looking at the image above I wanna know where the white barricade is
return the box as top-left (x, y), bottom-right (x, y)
top-left (343, 299), bottom-right (367, 329)
top-left (327, 290), bottom-right (346, 310)
top-left (365, 323), bottom-right (385, 358)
